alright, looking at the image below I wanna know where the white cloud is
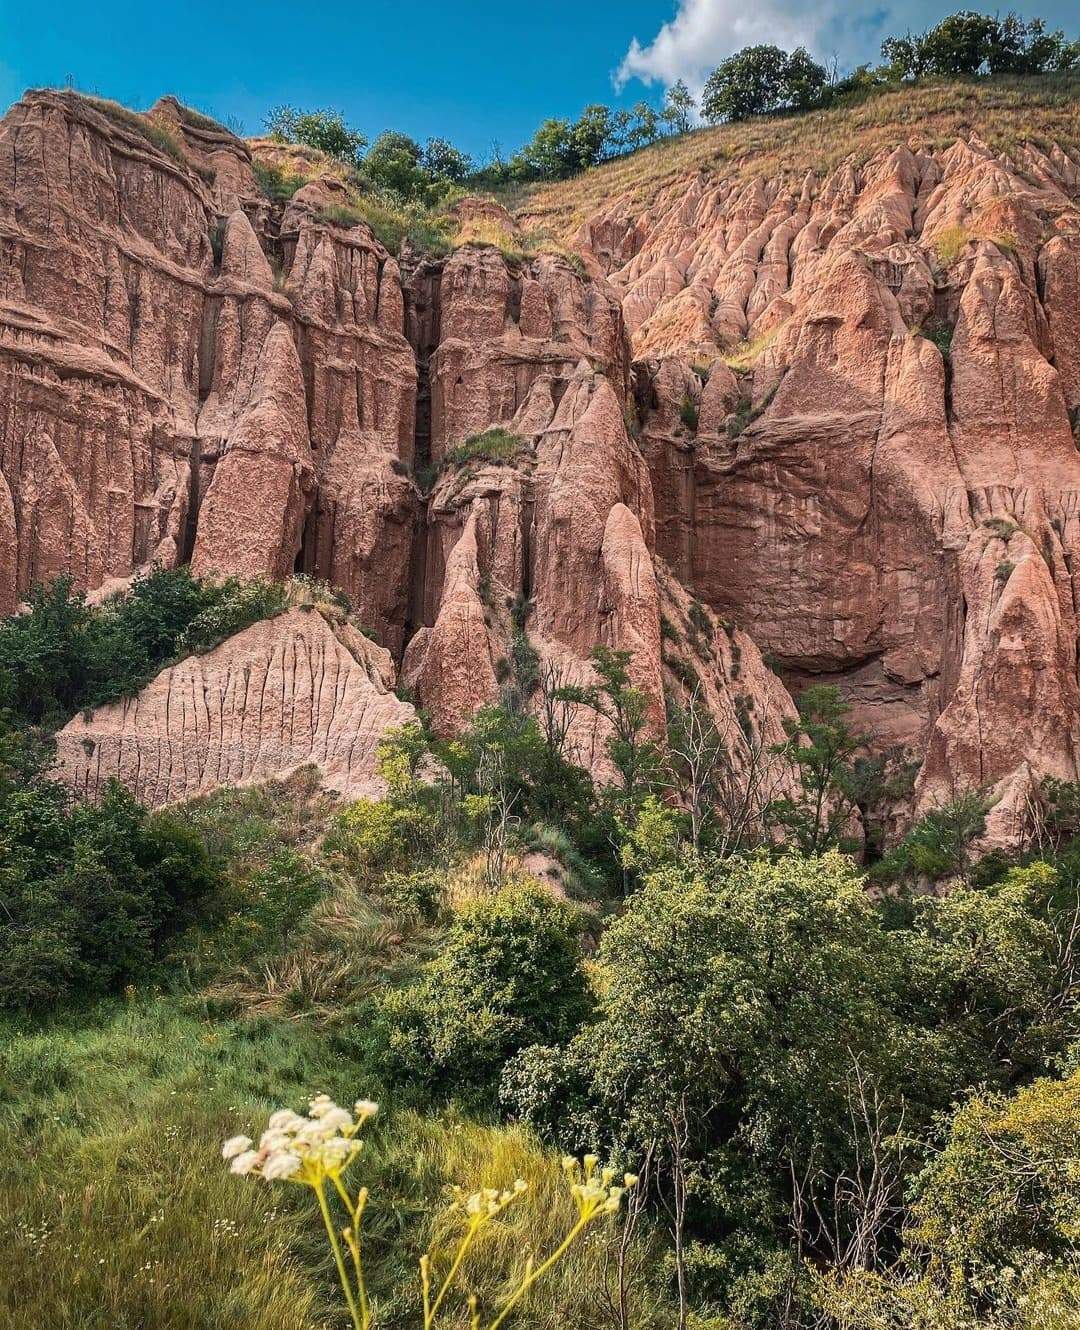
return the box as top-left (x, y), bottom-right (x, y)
top-left (616, 0), bottom-right (1080, 101)
top-left (614, 0), bottom-right (903, 99)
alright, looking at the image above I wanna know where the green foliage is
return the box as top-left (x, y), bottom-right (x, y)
top-left (265, 105), bottom-right (367, 165)
top-left (361, 130), bottom-right (425, 197)
top-left (381, 880), bottom-right (591, 1096)
top-left (509, 105), bottom-right (616, 180)
top-left (883, 10), bottom-right (1080, 81)
top-left (443, 428), bottom-right (524, 470)
top-left (341, 189), bottom-right (454, 257)
top-left (421, 136), bottom-right (473, 183)
top-left (0, 766), bottom-right (220, 1009)
top-left (903, 860), bottom-right (1075, 1083)
top-left (924, 322), bottom-right (954, 354)
top-left (816, 1068), bottom-right (1080, 1327)
top-left (0, 570), bottom-right (287, 731)
top-left (678, 394), bottom-right (699, 431)
top-left (873, 791), bottom-right (989, 883)
top-left (233, 849), bottom-right (326, 957)
top-left (769, 684), bottom-right (868, 854)
top-left (176, 577), bottom-right (287, 654)
top-left (252, 160), bottom-right (304, 199)
top-left (702, 44), bottom-right (829, 122)
top-left (661, 80), bottom-right (696, 134)
top-left (503, 846), bottom-right (1079, 1322)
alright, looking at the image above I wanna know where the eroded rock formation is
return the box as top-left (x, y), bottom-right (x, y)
top-left (4, 85), bottom-right (1080, 841)
top-left (54, 605), bottom-right (415, 803)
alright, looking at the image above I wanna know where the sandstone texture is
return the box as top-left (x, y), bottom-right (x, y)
top-left (4, 86), bottom-right (1080, 841)
top-left (566, 135), bottom-right (1080, 846)
top-left (54, 606), bottom-right (415, 804)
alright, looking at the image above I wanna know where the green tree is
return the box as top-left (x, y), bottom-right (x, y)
top-left (264, 106), bottom-right (367, 166)
top-left (769, 684), bottom-right (867, 854)
top-left (661, 79), bottom-right (696, 134)
top-left (362, 130), bottom-right (425, 197)
top-left (628, 100), bottom-right (661, 148)
top-left (568, 104), bottom-right (615, 167)
top-left (782, 47), bottom-right (829, 109)
top-left (920, 9), bottom-right (999, 75)
top-left (880, 32), bottom-right (933, 81)
top-left (559, 647), bottom-right (661, 809)
top-left (702, 45), bottom-right (792, 121)
top-left (420, 136), bottom-right (472, 182)
top-left (511, 118), bottom-right (577, 179)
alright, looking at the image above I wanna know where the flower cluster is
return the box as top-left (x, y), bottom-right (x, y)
top-left (222, 1095), bottom-right (378, 1186)
top-left (451, 1178), bottom-right (529, 1220)
top-left (562, 1153), bottom-right (638, 1219)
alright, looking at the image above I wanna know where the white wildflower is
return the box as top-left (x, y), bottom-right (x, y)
top-left (262, 1151), bottom-right (302, 1181)
top-left (319, 1106), bottom-right (354, 1133)
top-left (267, 1109), bottom-right (306, 1133)
top-left (229, 1150), bottom-right (260, 1176)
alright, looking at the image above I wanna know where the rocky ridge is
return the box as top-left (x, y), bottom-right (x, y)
top-left (3, 87), bottom-right (1079, 841)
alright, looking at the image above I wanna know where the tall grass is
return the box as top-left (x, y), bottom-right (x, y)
top-left (0, 998), bottom-right (668, 1328)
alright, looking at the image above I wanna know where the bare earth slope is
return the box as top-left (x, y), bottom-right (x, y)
top-left (3, 82), bottom-right (1080, 840)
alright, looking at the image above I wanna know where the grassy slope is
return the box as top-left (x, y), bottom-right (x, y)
top-left (517, 74), bottom-right (1080, 240)
top-left (0, 773), bottom-right (665, 1330)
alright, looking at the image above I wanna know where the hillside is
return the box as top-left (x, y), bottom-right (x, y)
top-left (2, 78), bottom-right (1080, 845)
top-left (2, 70), bottom-right (1080, 1330)
top-left (519, 74), bottom-right (1080, 234)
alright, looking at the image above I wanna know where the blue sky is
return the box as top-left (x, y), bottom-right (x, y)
top-left (1, 1), bottom-right (1076, 158)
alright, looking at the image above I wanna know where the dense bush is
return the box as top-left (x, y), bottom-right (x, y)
top-left (0, 763), bottom-right (220, 1009)
top-left (501, 850), bottom-right (1079, 1322)
top-left (381, 880), bottom-right (591, 1096)
top-left (816, 1067), bottom-right (1080, 1326)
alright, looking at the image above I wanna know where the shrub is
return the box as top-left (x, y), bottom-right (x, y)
top-left (932, 224), bottom-right (970, 265)
top-left (374, 867), bottom-right (442, 922)
top-left (252, 161), bottom-right (304, 199)
top-left (0, 775), bottom-right (220, 1009)
top-left (381, 880), bottom-right (591, 1095)
top-left (443, 428), bottom-right (524, 469)
top-left (176, 577), bottom-right (287, 655)
top-left (815, 1068), bottom-right (1080, 1327)
top-left (678, 394), bottom-right (699, 431)
top-left (0, 569), bottom-right (292, 731)
top-left (872, 790), bottom-right (988, 882)
top-left (330, 798), bottom-right (415, 876)
top-left (238, 849), bottom-right (326, 952)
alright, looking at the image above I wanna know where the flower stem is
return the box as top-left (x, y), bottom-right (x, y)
top-left (427, 1218), bottom-right (481, 1327)
top-left (315, 1180), bottom-right (363, 1330)
top-left (486, 1214), bottom-right (591, 1330)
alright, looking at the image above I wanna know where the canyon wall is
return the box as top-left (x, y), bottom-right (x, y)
top-left (3, 88), bottom-right (1079, 839)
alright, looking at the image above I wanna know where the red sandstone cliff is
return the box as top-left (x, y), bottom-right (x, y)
top-left (3, 87), bottom-right (1079, 843)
